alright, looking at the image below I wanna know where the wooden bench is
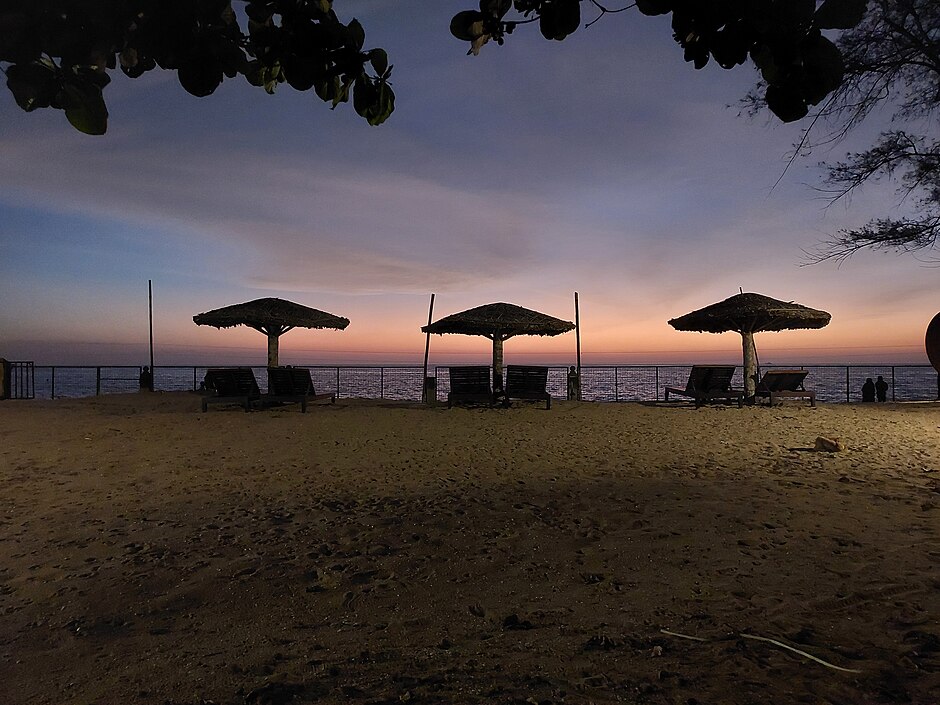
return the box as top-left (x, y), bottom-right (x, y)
top-left (754, 369), bottom-right (816, 407)
top-left (447, 366), bottom-right (493, 407)
top-left (262, 367), bottom-right (335, 412)
top-left (504, 365), bottom-right (552, 409)
top-left (201, 368), bottom-right (261, 412)
top-left (664, 365), bottom-right (743, 408)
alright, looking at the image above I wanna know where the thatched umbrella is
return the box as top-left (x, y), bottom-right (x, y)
top-left (668, 292), bottom-right (831, 398)
top-left (193, 297), bottom-right (349, 367)
top-left (422, 302), bottom-right (575, 391)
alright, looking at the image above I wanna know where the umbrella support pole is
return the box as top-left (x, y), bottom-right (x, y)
top-left (492, 337), bottom-right (504, 395)
top-left (423, 294), bottom-right (435, 403)
top-left (267, 333), bottom-right (279, 368)
top-left (742, 331), bottom-right (757, 400)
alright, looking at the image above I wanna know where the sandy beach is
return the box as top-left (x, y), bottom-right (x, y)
top-left (1, 392), bottom-right (938, 704)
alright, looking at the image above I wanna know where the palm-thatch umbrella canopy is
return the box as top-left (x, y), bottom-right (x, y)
top-left (193, 297), bottom-right (349, 367)
top-left (422, 302), bottom-right (575, 391)
top-left (668, 292), bottom-right (831, 397)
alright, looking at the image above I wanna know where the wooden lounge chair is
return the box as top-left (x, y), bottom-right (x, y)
top-left (664, 365), bottom-right (743, 408)
top-left (262, 367), bottom-right (335, 412)
top-left (754, 369), bottom-right (816, 407)
top-left (447, 366), bottom-right (493, 407)
top-left (201, 368), bottom-right (261, 412)
top-left (504, 365), bottom-right (552, 409)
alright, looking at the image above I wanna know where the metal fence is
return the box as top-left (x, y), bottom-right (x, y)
top-left (2, 360), bottom-right (35, 399)
top-left (20, 364), bottom-right (940, 404)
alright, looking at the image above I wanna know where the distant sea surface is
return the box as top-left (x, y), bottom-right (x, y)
top-left (22, 364), bottom-right (940, 403)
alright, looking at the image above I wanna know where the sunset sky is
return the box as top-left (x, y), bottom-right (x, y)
top-left (0, 1), bottom-right (935, 367)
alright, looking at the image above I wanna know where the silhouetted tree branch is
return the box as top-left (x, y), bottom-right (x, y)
top-left (4, 1), bottom-right (870, 136)
top-left (759, 0), bottom-right (940, 262)
top-left (451, 0), bottom-right (867, 122)
top-left (804, 131), bottom-right (940, 262)
top-left (0, 1), bottom-right (394, 134)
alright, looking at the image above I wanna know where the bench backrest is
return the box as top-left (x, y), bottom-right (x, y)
top-left (205, 368), bottom-right (260, 397)
top-left (686, 365), bottom-right (735, 393)
top-left (268, 367), bottom-right (314, 396)
top-left (449, 366), bottom-right (492, 394)
top-left (758, 369), bottom-right (808, 392)
top-left (506, 365), bottom-right (548, 393)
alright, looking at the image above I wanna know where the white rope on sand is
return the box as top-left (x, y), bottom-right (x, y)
top-left (739, 633), bottom-right (863, 673)
top-left (659, 629), bottom-right (707, 642)
top-left (659, 629), bottom-right (863, 674)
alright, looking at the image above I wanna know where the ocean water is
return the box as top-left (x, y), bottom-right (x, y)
top-left (17, 364), bottom-right (940, 404)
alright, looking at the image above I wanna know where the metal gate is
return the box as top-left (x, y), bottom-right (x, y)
top-left (3, 360), bottom-right (35, 399)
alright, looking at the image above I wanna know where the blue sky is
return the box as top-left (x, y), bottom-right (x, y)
top-left (0, 1), bottom-right (935, 366)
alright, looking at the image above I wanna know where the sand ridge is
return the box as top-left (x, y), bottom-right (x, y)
top-left (1, 392), bottom-right (938, 704)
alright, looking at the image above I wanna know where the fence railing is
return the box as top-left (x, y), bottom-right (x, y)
top-left (1, 360), bottom-right (35, 399)
top-left (19, 364), bottom-right (940, 404)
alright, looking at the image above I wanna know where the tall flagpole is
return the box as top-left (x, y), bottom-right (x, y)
top-left (422, 293), bottom-right (435, 402)
top-left (148, 279), bottom-right (154, 391)
top-left (574, 291), bottom-right (582, 401)
top-left (574, 292), bottom-right (582, 372)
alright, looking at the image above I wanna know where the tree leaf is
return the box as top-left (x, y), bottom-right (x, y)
top-left (347, 18), bottom-right (365, 50)
top-left (765, 82), bottom-right (808, 123)
top-left (539, 0), bottom-right (580, 41)
top-left (815, 0), bottom-right (867, 30)
top-left (353, 73), bottom-right (375, 117)
top-left (178, 60), bottom-right (223, 97)
top-left (450, 10), bottom-right (485, 41)
top-left (635, 0), bottom-right (671, 17)
top-left (373, 81), bottom-right (394, 125)
top-left (61, 81), bottom-right (108, 135)
top-left (332, 75), bottom-right (352, 107)
top-left (244, 2), bottom-right (273, 23)
top-left (710, 23), bottom-right (749, 69)
top-left (369, 48), bottom-right (388, 76)
top-left (479, 0), bottom-right (511, 18)
top-left (5, 62), bottom-right (58, 111)
top-left (314, 75), bottom-right (339, 102)
top-left (801, 34), bottom-right (844, 105)
top-left (353, 77), bottom-right (395, 126)
top-left (283, 57), bottom-right (320, 91)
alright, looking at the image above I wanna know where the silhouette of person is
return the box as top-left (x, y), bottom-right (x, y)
top-left (139, 365), bottom-right (153, 391)
top-left (567, 365), bottom-right (581, 401)
top-left (861, 377), bottom-right (875, 402)
top-left (875, 375), bottom-right (888, 402)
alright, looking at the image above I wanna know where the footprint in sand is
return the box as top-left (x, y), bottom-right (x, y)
top-left (811, 583), bottom-right (921, 612)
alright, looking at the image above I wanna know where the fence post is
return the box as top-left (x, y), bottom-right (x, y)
top-left (96, 367), bottom-right (101, 396)
top-left (845, 366), bottom-right (850, 403)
